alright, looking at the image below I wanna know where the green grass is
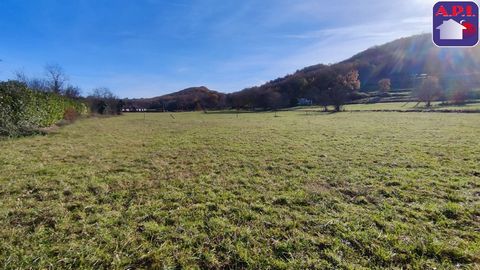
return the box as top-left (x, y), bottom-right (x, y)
top-left (1, 112), bottom-right (479, 269)
top-left (344, 101), bottom-right (480, 112)
top-left (296, 100), bottom-right (480, 112)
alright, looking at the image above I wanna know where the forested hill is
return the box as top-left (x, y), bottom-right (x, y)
top-left (281, 33), bottom-right (480, 90)
top-left (126, 34), bottom-right (480, 110)
top-left (342, 34), bottom-right (480, 90)
top-left (123, 87), bottom-right (226, 111)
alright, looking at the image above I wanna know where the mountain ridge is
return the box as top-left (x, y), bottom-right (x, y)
top-left (125, 33), bottom-right (480, 110)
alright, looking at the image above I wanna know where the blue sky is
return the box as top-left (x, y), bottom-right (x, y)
top-left (0, 0), bottom-right (433, 98)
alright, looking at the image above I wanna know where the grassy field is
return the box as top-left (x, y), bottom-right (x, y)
top-left (344, 101), bottom-right (480, 112)
top-left (296, 100), bottom-right (480, 112)
top-left (1, 112), bottom-right (479, 269)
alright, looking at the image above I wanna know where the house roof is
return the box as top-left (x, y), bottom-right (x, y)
top-left (436, 19), bottom-right (467, 30)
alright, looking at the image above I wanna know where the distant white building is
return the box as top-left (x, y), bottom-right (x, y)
top-left (297, 98), bottom-right (313, 106)
top-left (436, 19), bottom-right (466, 40)
top-left (122, 108), bottom-right (147, 112)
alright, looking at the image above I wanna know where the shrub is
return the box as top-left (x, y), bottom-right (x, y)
top-left (0, 80), bottom-right (87, 137)
top-left (87, 88), bottom-right (123, 115)
top-left (63, 107), bottom-right (80, 123)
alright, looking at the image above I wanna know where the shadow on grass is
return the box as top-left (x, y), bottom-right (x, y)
top-left (0, 129), bottom-right (49, 139)
top-left (206, 110), bottom-right (275, 115)
top-left (297, 110), bottom-right (338, 116)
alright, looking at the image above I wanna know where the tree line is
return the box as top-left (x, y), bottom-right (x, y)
top-left (124, 60), bottom-right (477, 112)
top-left (125, 64), bottom-right (364, 112)
top-left (12, 64), bottom-right (124, 115)
top-left (122, 34), bottom-right (480, 113)
top-left (0, 64), bottom-right (123, 136)
top-left (227, 64), bottom-right (362, 112)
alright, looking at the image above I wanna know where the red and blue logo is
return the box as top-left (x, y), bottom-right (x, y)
top-left (433, 1), bottom-right (479, 47)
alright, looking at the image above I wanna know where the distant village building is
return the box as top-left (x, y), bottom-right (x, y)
top-left (122, 107), bottom-right (147, 112)
top-left (297, 98), bottom-right (313, 106)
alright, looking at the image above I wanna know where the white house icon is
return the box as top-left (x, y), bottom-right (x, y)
top-left (436, 19), bottom-right (466, 40)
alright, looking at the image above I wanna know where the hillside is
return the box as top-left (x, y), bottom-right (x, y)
top-left (124, 86), bottom-right (226, 111)
top-left (343, 34), bottom-right (480, 90)
top-left (267, 33), bottom-right (480, 91)
top-left (126, 34), bottom-right (480, 110)
top-left (230, 34), bottom-right (480, 108)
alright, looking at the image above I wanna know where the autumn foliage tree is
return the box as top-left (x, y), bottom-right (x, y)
top-left (328, 70), bottom-right (361, 112)
top-left (378, 78), bottom-right (391, 93)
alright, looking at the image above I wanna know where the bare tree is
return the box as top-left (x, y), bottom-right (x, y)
top-left (45, 64), bottom-right (68, 94)
top-left (14, 70), bottom-right (28, 84)
top-left (88, 87), bottom-right (123, 115)
top-left (90, 87), bottom-right (118, 99)
top-left (29, 78), bottom-right (49, 92)
top-left (64, 85), bottom-right (81, 99)
top-left (413, 75), bottom-right (441, 107)
top-left (14, 70), bottom-right (49, 92)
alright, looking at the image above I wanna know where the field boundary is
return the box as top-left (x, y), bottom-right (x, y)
top-left (300, 109), bottom-right (480, 114)
top-left (346, 109), bottom-right (480, 113)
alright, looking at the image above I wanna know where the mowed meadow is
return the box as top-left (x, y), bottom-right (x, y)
top-left (1, 111), bottom-right (479, 269)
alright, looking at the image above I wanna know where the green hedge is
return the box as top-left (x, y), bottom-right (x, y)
top-left (0, 81), bottom-right (88, 136)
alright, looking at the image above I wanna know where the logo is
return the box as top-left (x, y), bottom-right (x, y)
top-left (433, 1), bottom-right (479, 47)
